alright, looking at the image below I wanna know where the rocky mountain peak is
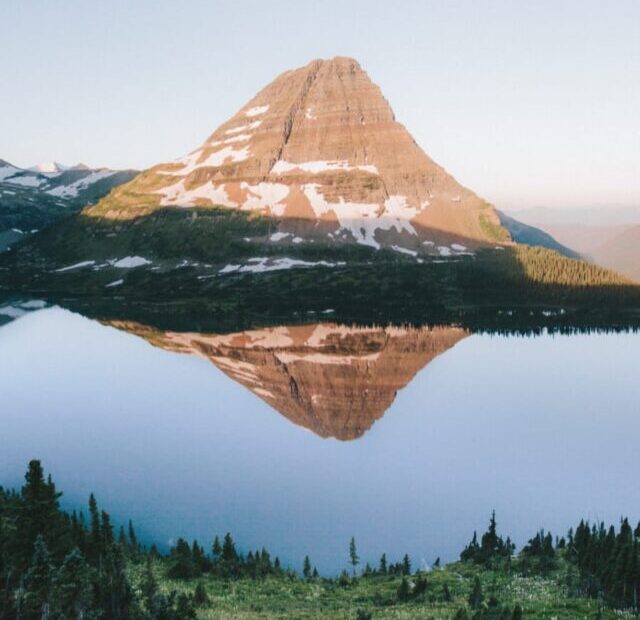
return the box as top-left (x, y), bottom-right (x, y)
top-left (87, 57), bottom-right (510, 254)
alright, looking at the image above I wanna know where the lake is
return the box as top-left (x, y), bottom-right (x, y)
top-left (1, 303), bottom-right (639, 575)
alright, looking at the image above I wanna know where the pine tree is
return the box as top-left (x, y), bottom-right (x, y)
top-left (443, 582), bottom-right (452, 602)
top-left (469, 575), bottom-right (483, 609)
top-left (303, 555), bottom-right (312, 579)
top-left (349, 537), bottom-right (359, 576)
top-left (379, 553), bottom-right (387, 574)
top-left (168, 538), bottom-right (195, 579)
top-left (18, 461), bottom-right (62, 565)
top-left (397, 576), bottom-right (410, 601)
top-left (194, 581), bottom-right (209, 607)
top-left (402, 554), bottom-right (411, 576)
top-left (51, 548), bottom-right (94, 619)
top-left (222, 533), bottom-right (237, 563)
top-left (212, 535), bottom-right (222, 560)
top-left (23, 535), bottom-right (53, 620)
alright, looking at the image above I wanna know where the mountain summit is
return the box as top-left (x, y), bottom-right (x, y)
top-left (90, 56), bottom-right (508, 254)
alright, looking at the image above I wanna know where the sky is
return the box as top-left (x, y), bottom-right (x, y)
top-left (2, 0), bottom-right (639, 209)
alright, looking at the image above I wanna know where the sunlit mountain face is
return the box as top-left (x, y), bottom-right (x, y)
top-left (108, 321), bottom-right (469, 440)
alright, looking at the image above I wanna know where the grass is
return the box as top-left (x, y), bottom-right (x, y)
top-left (129, 558), bottom-right (633, 620)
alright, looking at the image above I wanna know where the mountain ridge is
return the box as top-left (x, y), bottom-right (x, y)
top-left (85, 56), bottom-right (510, 255)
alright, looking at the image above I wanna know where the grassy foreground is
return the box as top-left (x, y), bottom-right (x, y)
top-left (4, 462), bottom-right (639, 620)
top-left (143, 559), bottom-right (627, 620)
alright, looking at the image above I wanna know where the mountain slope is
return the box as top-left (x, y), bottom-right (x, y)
top-left (590, 225), bottom-right (640, 282)
top-left (87, 56), bottom-right (509, 255)
top-left (497, 211), bottom-right (580, 258)
top-left (0, 159), bottom-right (136, 250)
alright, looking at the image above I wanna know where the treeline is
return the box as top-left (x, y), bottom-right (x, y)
top-left (166, 534), bottom-right (285, 580)
top-left (459, 511), bottom-right (640, 612)
top-left (2, 461), bottom-right (640, 619)
top-left (0, 461), bottom-right (197, 620)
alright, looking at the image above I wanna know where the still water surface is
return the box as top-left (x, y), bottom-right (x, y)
top-left (1, 306), bottom-right (639, 574)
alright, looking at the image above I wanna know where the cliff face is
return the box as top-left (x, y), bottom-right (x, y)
top-left (110, 321), bottom-right (469, 440)
top-left (90, 57), bottom-right (508, 253)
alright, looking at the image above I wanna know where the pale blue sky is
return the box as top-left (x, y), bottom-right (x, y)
top-left (2, 0), bottom-right (639, 209)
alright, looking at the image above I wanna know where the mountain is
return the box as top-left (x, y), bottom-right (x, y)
top-left (87, 56), bottom-right (509, 255)
top-left (109, 320), bottom-right (468, 440)
top-left (0, 159), bottom-right (137, 251)
top-left (2, 58), bottom-right (638, 326)
top-left (497, 211), bottom-right (579, 258)
top-left (590, 225), bottom-right (640, 282)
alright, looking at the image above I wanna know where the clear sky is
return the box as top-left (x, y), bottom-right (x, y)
top-left (2, 0), bottom-right (639, 209)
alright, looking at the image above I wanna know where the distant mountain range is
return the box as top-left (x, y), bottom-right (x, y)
top-left (0, 159), bottom-right (136, 251)
top-left (505, 206), bottom-right (640, 281)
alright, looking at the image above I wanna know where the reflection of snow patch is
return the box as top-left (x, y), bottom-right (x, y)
top-left (391, 245), bottom-right (417, 257)
top-left (55, 260), bottom-right (96, 272)
top-left (112, 256), bottom-right (151, 268)
top-left (105, 279), bottom-right (124, 287)
top-left (270, 232), bottom-right (290, 242)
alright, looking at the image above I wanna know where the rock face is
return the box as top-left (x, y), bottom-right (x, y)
top-left (110, 321), bottom-right (469, 440)
top-left (90, 57), bottom-right (508, 254)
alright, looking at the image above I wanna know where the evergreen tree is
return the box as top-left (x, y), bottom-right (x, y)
top-left (194, 581), bottom-right (209, 607)
top-left (397, 576), bottom-right (410, 601)
top-left (349, 537), bottom-right (359, 576)
top-left (402, 554), bottom-right (411, 576)
top-left (469, 575), bottom-right (483, 609)
top-left (212, 536), bottom-right (222, 560)
top-left (128, 520), bottom-right (138, 553)
top-left (51, 548), bottom-right (94, 619)
top-left (222, 533), bottom-right (237, 563)
top-left (379, 553), bottom-right (387, 574)
top-left (443, 582), bottom-right (452, 602)
top-left (303, 555), bottom-right (312, 579)
top-left (22, 535), bottom-right (53, 620)
top-left (18, 461), bottom-right (62, 565)
top-left (168, 538), bottom-right (195, 579)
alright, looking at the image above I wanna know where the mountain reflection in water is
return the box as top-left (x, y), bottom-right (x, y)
top-left (108, 321), bottom-right (469, 440)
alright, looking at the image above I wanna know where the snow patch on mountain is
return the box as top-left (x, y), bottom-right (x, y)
top-left (46, 170), bottom-right (115, 198)
top-left (219, 257), bottom-right (344, 274)
top-left (166, 145), bottom-right (250, 176)
top-left (271, 160), bottom-right (378, 175)
top-left (240, 182), bottom-right (289, 215)
top-left (245, 105), bottom-right (269, 117)
top-left (302, 184), bottom-right (417, 249)
top-left (157, 180), bottom-right (236, 208)
top-left (225, 120), bottom-right (262, 135)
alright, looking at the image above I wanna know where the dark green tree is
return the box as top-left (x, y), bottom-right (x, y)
top-left (51, 548), bottom-right (94, 619)
top-left (469, 575), bottom-right (483, 610)
top-left (349, 537), bottom-right (359, 576)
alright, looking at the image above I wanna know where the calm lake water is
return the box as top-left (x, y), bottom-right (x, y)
top-left (1, 304), bottom-right (639, 574)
